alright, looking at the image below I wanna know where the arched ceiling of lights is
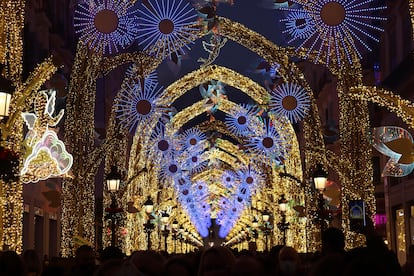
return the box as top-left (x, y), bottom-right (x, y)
top-left (70, 0), bottom-right (388, 248)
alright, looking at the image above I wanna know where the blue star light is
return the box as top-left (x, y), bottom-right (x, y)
top-left (269, 82), bottom-right (310, 123)
top-left (281, 0), bottom-right (386, 65)
top-left (74, 0), bottom-right (139, 54)
top-left (137, 0), bottom-right (199, 59)
top-left (115, 78), bottom-right (164, 133)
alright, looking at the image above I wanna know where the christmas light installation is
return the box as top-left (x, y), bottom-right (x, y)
top-left (238, 166), bottom-right (265, 194)
top-left (74, 0), bottom-right (139, 54)
top-left (281, 9), bottom-right (315, 40)
top-left (182, 149), bottom-right (208, 174)
top-left (159, 157), bottom-right (182, 182)
top-left (371, 126), bottom-right (414, 177)
top-left (149, 123), bottom-right (174, 160)
top-left (245, 119), bottom-right (287, 165)
top-left (221, 170), bottom-right (239, 190)
top-left (224, 104), bottom-right (259, 137)
top-left (137, 0), bottom-right (199, 60)
top-left (20, 90), bottom-right (73, 183)
top-left (115, 78), bottom-right (164, 133)
top-left (178, 127), bottom-right (207, 151)
top-left (269, 82), bottom-right (310, 123)
top-left (217, 199), bottom-right (244, 238)
top-left (281, 0), bottom-right (386, 65)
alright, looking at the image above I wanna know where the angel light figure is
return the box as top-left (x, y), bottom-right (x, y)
top-left (21, 89), bottom-right (73, 183)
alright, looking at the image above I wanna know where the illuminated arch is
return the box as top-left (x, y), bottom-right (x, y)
top-left (158, 65), bottom-right (270, 106)
top-left (349, 86), bottom-right (414, 130)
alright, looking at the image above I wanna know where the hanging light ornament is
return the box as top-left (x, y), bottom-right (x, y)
top-left (224, 104), bottom-right (259, 137)
top-left (137, 0), bottom-right (199, 60)
top-left (245, 119), bottom-right (287, 165)
top-left (371, 126), bottom-right (414, 177)
top-left (115, 77), bottom-right (165, 133)
top-left (269, 82), bottom-right (310, 123)
top-left (280, 0), bottom-right (386, 66)
top-left (74, 0), bottom-right (139, 54)
top-left (178, 127), bottom-right (207, 151)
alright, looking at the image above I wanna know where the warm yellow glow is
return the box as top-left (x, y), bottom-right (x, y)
top-left (0, 92), bottom-right (11, 118)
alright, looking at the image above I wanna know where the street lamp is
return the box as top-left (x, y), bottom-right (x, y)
top-left (105, 166), bottom-right (123, 247)
top-left (313, 164), bottom-right (328, 234)
top-left (277, 194), bottom-right (289, 245)
top-left (252, 217), bottom-right (259, 228)
top-left (161, 211), bottom-right (170, 251)
top-left (143, 196), bottom-right (155, 250)
top-left (262, 210), bottom-right (271, 251)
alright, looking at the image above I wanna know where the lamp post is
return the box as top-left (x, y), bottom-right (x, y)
top-left (313, 164), bottom-right (328, 234)
top-left (262, 210), bottom-right (271, 251)
top-left (143, 196), bottom-right (155, 250)
top-left (172, 219), bottom-right (178, 253)
top-left (277, 194), bottom-right (289, 245)
top-left (161, 211), bottom-right (170, 252)
top-left (105, 166), bottom-right (123, 247)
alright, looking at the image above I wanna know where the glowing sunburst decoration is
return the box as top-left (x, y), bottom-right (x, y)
top-left (281, 10), bottom-right (315, 40)
top-left (178, 127), bottom-right (207, 151)
top-left (115, 78), bottom-right (164, 133)
top-left (238, 166), bottom-right (265, 192)
top-left (183, 150), bottom-right (208, 173)
top-left (159, 158), bottom-right (182, 182)
top-left (225, 104), bottom-right (259, 137)
top-left (245, 120), bottom-right (287, 165)
top-left (149, 123), bottom-right (174, 159)
top-left (74, 0), bottom-right (139, 54)
top-left (281, 0), bottom-right (386, 65)
top-left (221, 170), bottom-right (239, 189)
top-left (269, 82), bottom-right (310, 123)
top-left (137, 0), bottom-right (199, 59)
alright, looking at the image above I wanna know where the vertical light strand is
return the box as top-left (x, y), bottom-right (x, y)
top-left (61, 43), bottom-right (102, 256)
top-left (337, 63), bottom-right (375, 249)
top-left (0, 0), bottom-right (24, 83)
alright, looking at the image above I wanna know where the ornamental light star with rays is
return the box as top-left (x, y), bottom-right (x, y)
top-left (269, 82), bottom-right (310, 123)
top-left (281, 0), bottom-right (386, 66)
top-left (137, 0), bottom-right (199, 60)
top-left (225, 104), bottom-right (259, 137)
top-left (74, 0), bottom-right (139, 54)
top-left (245, 119), bottom-right (287, 165)
top-left (178, 127), bottom-right (207, 151)
top-left (115, 78), bottom-right (164, 133)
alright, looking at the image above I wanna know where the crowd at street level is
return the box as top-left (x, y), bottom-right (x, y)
top-left (0, 225), bottom-right (412, 276)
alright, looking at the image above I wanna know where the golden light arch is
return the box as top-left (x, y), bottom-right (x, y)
top-left (158, 65), bottom-right (270, 106)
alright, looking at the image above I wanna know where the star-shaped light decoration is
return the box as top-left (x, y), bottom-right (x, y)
top-left (371, 126), bottom-right (414, 177)
top-left (115, 77), bottom-right (165, 133)
top-left (159, 158), bottom-right (182, 182)
top-left (74, 0), bottom-right (139, 54)
top-left (224, 104), bottom-right (259, 137)
top-left (269, 82), bottom-right (310, 123)
top-left (281, 0), bottom-right (386, 66)
top-left (149, 122), bottom-right (175, 160)
top-left (245, 119), bottom-right (287, 165)
top-left (281, 9), bottom-right (314, 40)
top-left (137, 0), bottom-right (199, 60)
top-left (178, 127), bottom-right (207, 151)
